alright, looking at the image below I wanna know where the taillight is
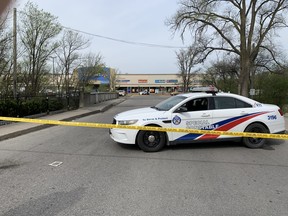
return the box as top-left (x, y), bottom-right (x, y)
top-left (278, 109), bottom-right (283, 116)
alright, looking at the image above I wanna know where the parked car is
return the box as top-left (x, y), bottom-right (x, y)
top-left (170, 91), bottom-right (181, 96)
top-left (116, 90), bottom-right (126, 96)
top-left (139, 90), bottom-right (149, 95)
top-left (110, 91), bottom-right (285, 152)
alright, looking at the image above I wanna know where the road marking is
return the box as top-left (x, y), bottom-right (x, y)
top-left (49, 161), bottom-right (63, 167)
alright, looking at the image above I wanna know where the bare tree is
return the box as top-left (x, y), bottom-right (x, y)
top-left (176, 43), bottom-right (206, 92)
top-left (203, 56), bottom-right (239, 92)
top-left (56, 30), bottom-right (90, 96)
top-left (168, 0), bottom-right (288, 96)
top-left (76, 52), bottom-right (105, 92)
top-left (19, 2), bottom-right (62, 96)
top-left (110, 68), bottom-right (120, 92)
top-left (0, 10), bottom-right (13, 96)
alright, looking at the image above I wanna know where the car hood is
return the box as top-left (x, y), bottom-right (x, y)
top-left (114, 107), bottom-right (166, 120)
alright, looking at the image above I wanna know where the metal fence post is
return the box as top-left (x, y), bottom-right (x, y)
top-left (46, 96), bottom-right (49, 115)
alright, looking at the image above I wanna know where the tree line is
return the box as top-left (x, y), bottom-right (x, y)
top-left (1, 1), bottom-right (287, 111)
top-left (169, 0), bottom-right (288, 110)
top-left (0, 2), bottom-right (110, 99)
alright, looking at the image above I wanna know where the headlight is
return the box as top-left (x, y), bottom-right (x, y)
top-left (117, 120), bottom-right (138, 125)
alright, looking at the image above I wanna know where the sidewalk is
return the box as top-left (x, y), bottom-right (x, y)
top-left (0, 98), bottom-right (125, 141)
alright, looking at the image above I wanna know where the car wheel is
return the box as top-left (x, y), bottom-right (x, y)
top-left (137, 130), bottom-right (166, 152)
top-left (243, 123), bottom-right (268, 148)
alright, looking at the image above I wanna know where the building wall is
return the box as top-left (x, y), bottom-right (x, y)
top-left (116, 73), bottom-right (202, 93)
top-left (74, 67), bottom-right (203, 93)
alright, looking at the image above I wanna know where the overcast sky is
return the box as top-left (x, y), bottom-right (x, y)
top-left (15, 0), bottom-right (190, 74)
top-left (13, 0), bottom-right (288, 74)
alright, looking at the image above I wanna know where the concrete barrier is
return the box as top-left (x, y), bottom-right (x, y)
top-left (84, 92), bottom-right (118, 106)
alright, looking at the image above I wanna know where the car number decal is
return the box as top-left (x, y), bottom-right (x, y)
top-left (268, 115), bottom-right (277, 120)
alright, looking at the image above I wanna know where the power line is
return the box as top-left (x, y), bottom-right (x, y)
top-left (63, 26), bottom-right (187, 49)
top-left (17, 9), bottom-right (187, 49)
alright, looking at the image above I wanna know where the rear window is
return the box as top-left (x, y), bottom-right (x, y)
top-left (214, 97), bottom-right (252, 109)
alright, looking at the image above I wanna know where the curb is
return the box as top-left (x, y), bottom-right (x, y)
top-left (0, 99), bottom-right (125, 141)
top-left (0, 124), bottom-right (53, 141)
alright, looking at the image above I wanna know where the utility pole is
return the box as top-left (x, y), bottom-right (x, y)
top-left (51, 56), bottom-right (56, 86)
top-left (13, 8), bottom-right (17, 99)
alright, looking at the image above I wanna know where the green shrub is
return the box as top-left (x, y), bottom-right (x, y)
top-left (0, 96), bottom-right (66, 117)
top-left (0, 100), bottom-right (18, 117)
top-left (48, 98), bottom-right (64, 111)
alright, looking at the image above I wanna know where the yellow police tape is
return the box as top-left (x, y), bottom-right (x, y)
top-left (0, 116), bottom-right (287, 140)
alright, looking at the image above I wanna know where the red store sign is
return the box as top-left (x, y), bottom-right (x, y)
top-left (138, 79), bottom-right (148, 83)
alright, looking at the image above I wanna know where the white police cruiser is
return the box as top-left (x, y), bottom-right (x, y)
top-left (110, 92), bottom-right (285, 152)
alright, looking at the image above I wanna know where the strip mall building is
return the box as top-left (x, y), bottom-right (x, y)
top-left (75, 67), bottom-right (203, 93)
top-left (116, 73), bottom-right (202, 93)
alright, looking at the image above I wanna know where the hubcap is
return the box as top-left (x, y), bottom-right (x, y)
top-left (249, 127), bottom-right (262, 144)
top-left (143, 132), bottom-right (160, 147)
top-left (148, 135), bottom-right (156, 143)
top-left (249, 137), bottom-right (261, 144)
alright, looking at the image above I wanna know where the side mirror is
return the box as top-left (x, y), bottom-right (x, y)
top-left (175, 106), bottom-right (187, 113)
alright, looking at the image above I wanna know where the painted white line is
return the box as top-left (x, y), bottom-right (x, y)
top-left (49, 161), bottom-right (63, 167)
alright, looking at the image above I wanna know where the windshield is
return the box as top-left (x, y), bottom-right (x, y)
top-left (154, 96), bottom-right (187, 111)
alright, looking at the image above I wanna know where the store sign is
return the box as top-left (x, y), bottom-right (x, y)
top-left (166, 79), bottom-right (178, 83)
top-left (155, 80), bottom-right (166, 83)
top-left (138, 79), bottom-right (147, 83)
top-left (116, 79), bottom-right (130, 83)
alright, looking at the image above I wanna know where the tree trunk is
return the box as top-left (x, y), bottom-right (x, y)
top-left (239, 58), bottom-right (250, 97)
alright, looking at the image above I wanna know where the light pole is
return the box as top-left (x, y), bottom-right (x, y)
top-left (50, 56), bottom-right (56, 91)
top-left (13, 8), bottom-right (17, 99)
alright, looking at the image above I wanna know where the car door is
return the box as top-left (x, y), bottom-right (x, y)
top-left (210, 96), bottom-right (255, 139)
top-left (170, 97), bottom-right (213, 143)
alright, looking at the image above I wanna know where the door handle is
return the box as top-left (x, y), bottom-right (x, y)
top-left (240, 111), bottom-right (248, 115)
top-left (201, 113), bottom-right (210, 117)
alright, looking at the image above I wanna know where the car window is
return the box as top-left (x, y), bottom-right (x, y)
top-left (235, 98), bottom-right (252, 108)
top-left (178, 97), bottom-right (208, 112)
top-left (214, 97), bottom-right (252, 109)
top-left (154, 96), bottom-right (187, 111)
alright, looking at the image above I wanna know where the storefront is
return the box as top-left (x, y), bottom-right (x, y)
top-left (116, 74), bottom-right (202, 93)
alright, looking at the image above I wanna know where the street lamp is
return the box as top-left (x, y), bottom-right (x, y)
top-left (50, 56), bottom-right (56, 90)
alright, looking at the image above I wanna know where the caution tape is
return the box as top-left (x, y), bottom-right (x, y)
top-left (0, 116), bottom-right (287, 140)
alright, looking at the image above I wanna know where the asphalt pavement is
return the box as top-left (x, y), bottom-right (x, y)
top-left (0, 96), bottom-right (287, 142)
top-left (0, 97), bottom-right (126, 141)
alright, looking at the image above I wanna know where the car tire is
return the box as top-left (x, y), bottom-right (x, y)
top-left (137, 130), bottom-right (166, 152)
top-left (243, 123), bottom-right (268, 148)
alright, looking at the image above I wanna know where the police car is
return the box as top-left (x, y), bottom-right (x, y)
top-left (110, 92), bottom-right (285, 152)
